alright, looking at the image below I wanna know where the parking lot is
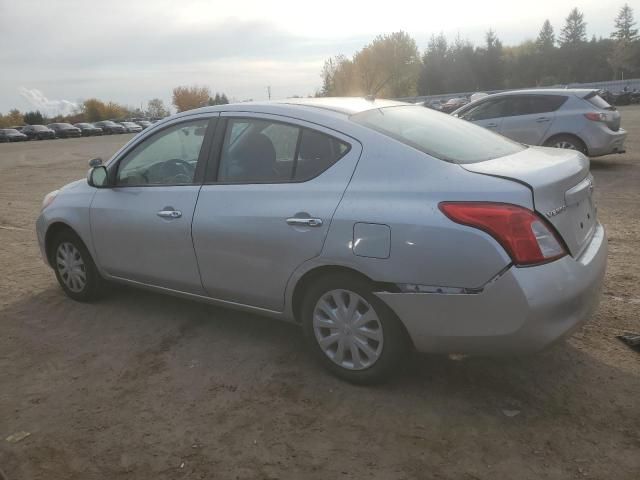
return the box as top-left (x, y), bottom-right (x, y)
top-left (0, 108), bottom-right (639, 479)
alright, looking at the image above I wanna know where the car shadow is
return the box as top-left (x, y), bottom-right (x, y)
top-left (2, 284), bottom-right (639, 479)
top-left (589, 157), bottom-right (628, 170)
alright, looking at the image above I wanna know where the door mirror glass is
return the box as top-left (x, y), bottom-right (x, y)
top-left (88, 166), bottom-right (108, 188)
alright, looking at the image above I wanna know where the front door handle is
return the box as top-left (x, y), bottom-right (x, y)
top-left (536, 117), bottom-right (550, 123)
top-left (157, 209), bottom-right (182, 219)
top-left (286, 217), bottom-right (323, 227)
top-left (486, 122), bottom-right (498, 128)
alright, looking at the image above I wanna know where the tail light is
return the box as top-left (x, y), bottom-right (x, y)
top-left (584, 112), bottom-right (608, 122)
top-left (439, 202), bottom-right (567, 266)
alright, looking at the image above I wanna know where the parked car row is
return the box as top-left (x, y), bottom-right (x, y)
top-left (0, 119), bottom-right (155, 143)
top-left (599, 88), bottom-right (640, 106)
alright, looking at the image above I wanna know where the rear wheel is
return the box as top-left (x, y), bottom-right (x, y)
top-left (51, 230), bottom-right (103, 302)
top-left (301, 273), bottom-right (408, 384)
top-left (544, 134), bottom-right (587, 155)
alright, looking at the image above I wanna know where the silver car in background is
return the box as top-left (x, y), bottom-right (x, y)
top-left (36, 98), bottom-right (607, 383)
top-left (453, 89), bottom-right (626, 157)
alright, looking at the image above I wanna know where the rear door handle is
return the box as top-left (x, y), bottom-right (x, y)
top-left (536, 117), bottom-right (550, 123)
top-left (286, 217), bottom-right (323, 227)
top-left (486, 122), bottom-right (498, 128)
top-left (157, 209), bottom-right (182, 219)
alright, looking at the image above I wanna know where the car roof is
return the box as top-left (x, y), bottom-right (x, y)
top-left (174, 97), bottom-right (408, 118)
top-left (489, 88), bottom-right (595, 98)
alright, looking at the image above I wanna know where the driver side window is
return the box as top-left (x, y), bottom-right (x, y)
top-left (117, 119), bottom-right (209, 186)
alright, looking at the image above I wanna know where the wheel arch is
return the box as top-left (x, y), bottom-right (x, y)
top-left (290, 264), bottom-right (414, 351)
top-left (543, 132), bottom-right (589, 155)
top-left (44, 222), bottom-right (82, 266)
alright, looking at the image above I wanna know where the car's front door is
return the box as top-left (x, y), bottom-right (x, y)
top-left (90, 115), bottom-right (217, 293)
top-left (497, 95), bottom-right (566, 145)
top-left (191, 113), bottom-right (362, 311)
top-left (458, 97), bottom-right (510, 132)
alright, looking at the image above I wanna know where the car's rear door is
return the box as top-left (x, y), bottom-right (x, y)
top-left (90, 114), bottom-right (217, 294)
top-left (498, 95), bottom-right (567, 145)
top-left (191, 113), bottom-right (361, 312)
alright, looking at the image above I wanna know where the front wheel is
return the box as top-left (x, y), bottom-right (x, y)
top-left (301, 274), bottom-right (409, 384)
top-left (51, 231), bottom-right (103, 302)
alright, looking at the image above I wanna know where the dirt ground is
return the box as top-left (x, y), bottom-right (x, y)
top-left (0, 110), bottom-right (639, 480)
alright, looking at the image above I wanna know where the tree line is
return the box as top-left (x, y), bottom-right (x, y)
top-left (320, 4), bottom-right (640, 98)
top-left (0, 86), bottom-right (230, 128)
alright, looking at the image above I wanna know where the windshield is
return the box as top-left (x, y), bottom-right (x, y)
top-left (351, 105), bottom-right (525, 164)
top-left (33, 125), bottom-right (48, 131)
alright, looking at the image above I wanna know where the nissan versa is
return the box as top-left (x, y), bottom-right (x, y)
top-left (36, 98), bottom-right (607, 383)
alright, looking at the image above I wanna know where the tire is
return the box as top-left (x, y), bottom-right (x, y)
top-left (50, 230), bottom-right (103, 302)
top-left (544, 134), bottom-right (587, 155)
top-left (301, 273), bottom-right (409, 384)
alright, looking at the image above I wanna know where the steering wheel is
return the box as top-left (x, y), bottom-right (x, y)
top-left (164, 158), bottom-right (193, 174)
top-left (160, 158), bottom-right (194, 183)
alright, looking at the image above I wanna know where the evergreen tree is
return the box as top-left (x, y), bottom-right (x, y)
top-left (560, 8), bottom-right (587, 46)
top-left (480, 29), bottom-right (504, 90)
top-left (417, 33), bottom-right (448, 95)
top-left (23, 110), bottom-right (44, 125)
top-left (536, 20), bottom-right (555, 50)
top-left (612, 3), bottom-right (638, 42)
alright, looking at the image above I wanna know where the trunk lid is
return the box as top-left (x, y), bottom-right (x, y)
top-left (461, 146), bottom-right (596, 256)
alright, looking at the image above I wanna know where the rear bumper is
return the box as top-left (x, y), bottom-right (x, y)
top-left (585, 127), bottom-right (627, 157)
top-left (376, 223), bottom-right (607, 355)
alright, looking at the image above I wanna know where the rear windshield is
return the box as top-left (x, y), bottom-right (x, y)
top-left (584, 92), bottom-right (615, 111)
top-left (351, 105), bottom-right (525, 164)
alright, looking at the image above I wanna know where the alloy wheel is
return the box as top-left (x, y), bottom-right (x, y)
top-left (554, 140), bottom-right (577, 150)
top-left (312, 289), bottom-right (384, 370)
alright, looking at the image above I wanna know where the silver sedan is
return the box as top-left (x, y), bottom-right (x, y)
top-left (36, 98), bottom-right (607, 383)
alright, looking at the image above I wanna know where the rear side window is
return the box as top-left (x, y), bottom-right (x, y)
top-left (584, 93), bottom-right (614, 111)
top-left (217, 118), bottom-right (350, 183)
top-left (352, 105), bottom-right (524, 164)
top-left (508, 95), bottom-right (568, 115)
top-left (294, 129), bottom-right (349, 181)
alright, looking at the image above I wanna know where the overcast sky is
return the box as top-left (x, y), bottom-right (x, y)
top-left (0, 0), bottom-right (633, 114)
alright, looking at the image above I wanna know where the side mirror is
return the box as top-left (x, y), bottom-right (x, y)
top-left (88, 165), bottom-right (109, 188)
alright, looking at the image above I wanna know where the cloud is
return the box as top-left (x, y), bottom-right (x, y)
top-left (18, 88), bottom-right (79, 117)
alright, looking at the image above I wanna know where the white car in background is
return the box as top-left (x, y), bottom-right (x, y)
top-left (453, 89), bottom-right (626, 157)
